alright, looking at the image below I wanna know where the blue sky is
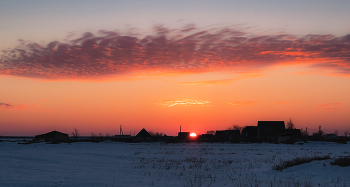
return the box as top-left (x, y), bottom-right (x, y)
top-left (1, 0), bottom-right (350, 50)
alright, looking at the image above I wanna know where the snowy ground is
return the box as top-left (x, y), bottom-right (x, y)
top-left (1, 140), bottom-right (350, 187)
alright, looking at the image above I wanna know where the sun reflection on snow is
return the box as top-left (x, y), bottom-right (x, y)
top-left (157, 99), bottom-right (211, 107)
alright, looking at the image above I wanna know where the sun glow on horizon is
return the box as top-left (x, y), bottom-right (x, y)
top-left (190, 133), bottom-right (197, 137)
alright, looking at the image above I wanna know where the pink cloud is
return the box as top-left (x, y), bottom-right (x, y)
top-left (323, 108), bottom-right (339, 111)
top-left (180, 79), bottom-right (235, 86)
top-left (179, 74), bottom-right (262, 86)
top-left (317, 103), bottom-right (341, 111)
top-left (317, 103), bottom-right (340, 107)
top-left (17, 104), bottom-right (26, 110)
top-left (1, 25), bottom-right (350, 79)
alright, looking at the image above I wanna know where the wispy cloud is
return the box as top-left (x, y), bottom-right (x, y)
top-left (0, 102), bottom-right (13, 109)
top-left (322, 108), bottom-right (339, 111)
top-left (157, 99), bottom-right (211, 107)
top-left (179, 79), bottom-right (235, 86)
top-left (317, 103), bottom-right (341, 111)
top-left (224, 101), bottom-right (255, 106)
top-left (179, 74), bottom-right (262, 86)
top-left (318, 103), bottom-right (340, 107)
top-left (17, 104), bottom-right (26, 110)
top-left (0, 102), bottom-right (49, 112)
top-left (1, 25), bottom-right (350, 79)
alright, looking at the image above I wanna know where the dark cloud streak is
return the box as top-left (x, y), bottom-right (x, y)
top-left (1, 25), bottom-right (350, 79)
top-left (0, 103), bottom-right (13, 109)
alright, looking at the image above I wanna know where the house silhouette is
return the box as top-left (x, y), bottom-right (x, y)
top-left (134, 128), bottom-right (152, 142)
top-left (258, 121), bottom-right (285, 143)
top-left (35, 131), bottom-right (68, 143)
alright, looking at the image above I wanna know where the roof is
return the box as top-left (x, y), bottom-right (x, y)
top-left (258, 121), bottom-right (285, 137)
top-left (324, 134), bottom-right (339, 139)
top-left (35, 131), bottom-right (68, 138)
top-left (135, 128), bottom-right (152, 138)
top-left (243, 126), bottom-right (258, 131)
top-left (242, 126), bottom-right (258, 134)
top-left (279, 132), bottom-right (290, 137)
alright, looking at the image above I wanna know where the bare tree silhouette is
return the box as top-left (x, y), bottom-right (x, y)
top-left (206, 130), bottom-right (215, 135)
top-left (334, 130), bottom-right (338, 136)
top-left (72, 128), bottom-right (79, 141)
top-left (227, 125), bottom-right (242, 131)
top-left (286, 118), bottom-right (295, 129)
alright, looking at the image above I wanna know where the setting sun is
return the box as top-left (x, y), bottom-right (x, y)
top-left (190, 133), bottom-right (197, 137)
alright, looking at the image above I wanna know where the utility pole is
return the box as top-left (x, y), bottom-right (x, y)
top-left (319, 126), bottom-right (321, 141)
top-left (120, 125), bottom-right (122, 136)
top-left (306, 127), bottom-right (308, 142)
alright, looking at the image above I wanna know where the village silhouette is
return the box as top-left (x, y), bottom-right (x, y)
top-left (8, 120), bottom-right (347, 145)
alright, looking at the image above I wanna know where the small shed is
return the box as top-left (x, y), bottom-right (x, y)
top-left (285, 129), bottom-right (302, 142)
top-left (35, 131), bottom-right (68, 142)
top-left (278, 132), bottom-right (291, 143)
top-left (178, 132), bottom-right (190, 141)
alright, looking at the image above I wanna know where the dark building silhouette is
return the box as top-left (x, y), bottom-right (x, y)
top-left (114, 135), bottom-right (132, 142)
top-left (163, 135), bottom-right (177, 143)
top-left (286, 129), bottom-right (302, 142)
top-left (199, 134), bottom-right (215, 142)
top-left (215, 131), bottom-right (225, 141)
top-left (215, 130), bottom-right (240, 142)
top-left (225, 130), bottom-right (240, 143)
top-left (258, 121), bottom-right (285, 143)
top-left (134, 128), bottom-right (152, 142)
top-left (278, 129), bottom-right (302, 143)
top-left (178, 132), bottom-right (190, 141)
top-left (242, 126), bottom-right (258, 142)
top-left (35, 131), bottom-right (68, 142)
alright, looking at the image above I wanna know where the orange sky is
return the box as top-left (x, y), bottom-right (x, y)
top-left (1, 63), bottom-right (349, 136)
top-left (1, 1), bottom-right (350, 136)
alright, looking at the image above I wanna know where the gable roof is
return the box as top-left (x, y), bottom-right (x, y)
top-left (35, 131), bottom-right (68, 138)
top-left (136, 128), bottom-right (152, 137)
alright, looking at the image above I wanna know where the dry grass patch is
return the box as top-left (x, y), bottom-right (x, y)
top-left (331, 156), bottom-right (350, 167)
top-left (272, 155), bottom-right (331, 171)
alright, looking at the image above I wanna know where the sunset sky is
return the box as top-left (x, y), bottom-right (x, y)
top-left (1, 0), bottom-right (350, 136)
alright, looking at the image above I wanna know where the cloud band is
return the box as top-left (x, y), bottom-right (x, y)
top-left (1, 25), bottom-right (350, 79)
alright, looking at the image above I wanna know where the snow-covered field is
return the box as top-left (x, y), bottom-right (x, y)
top-left (1, 140), bottom-right (350, 187)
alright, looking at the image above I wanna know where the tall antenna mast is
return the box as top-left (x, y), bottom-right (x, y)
top-left (120, 125), bottom-right (122, 136)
